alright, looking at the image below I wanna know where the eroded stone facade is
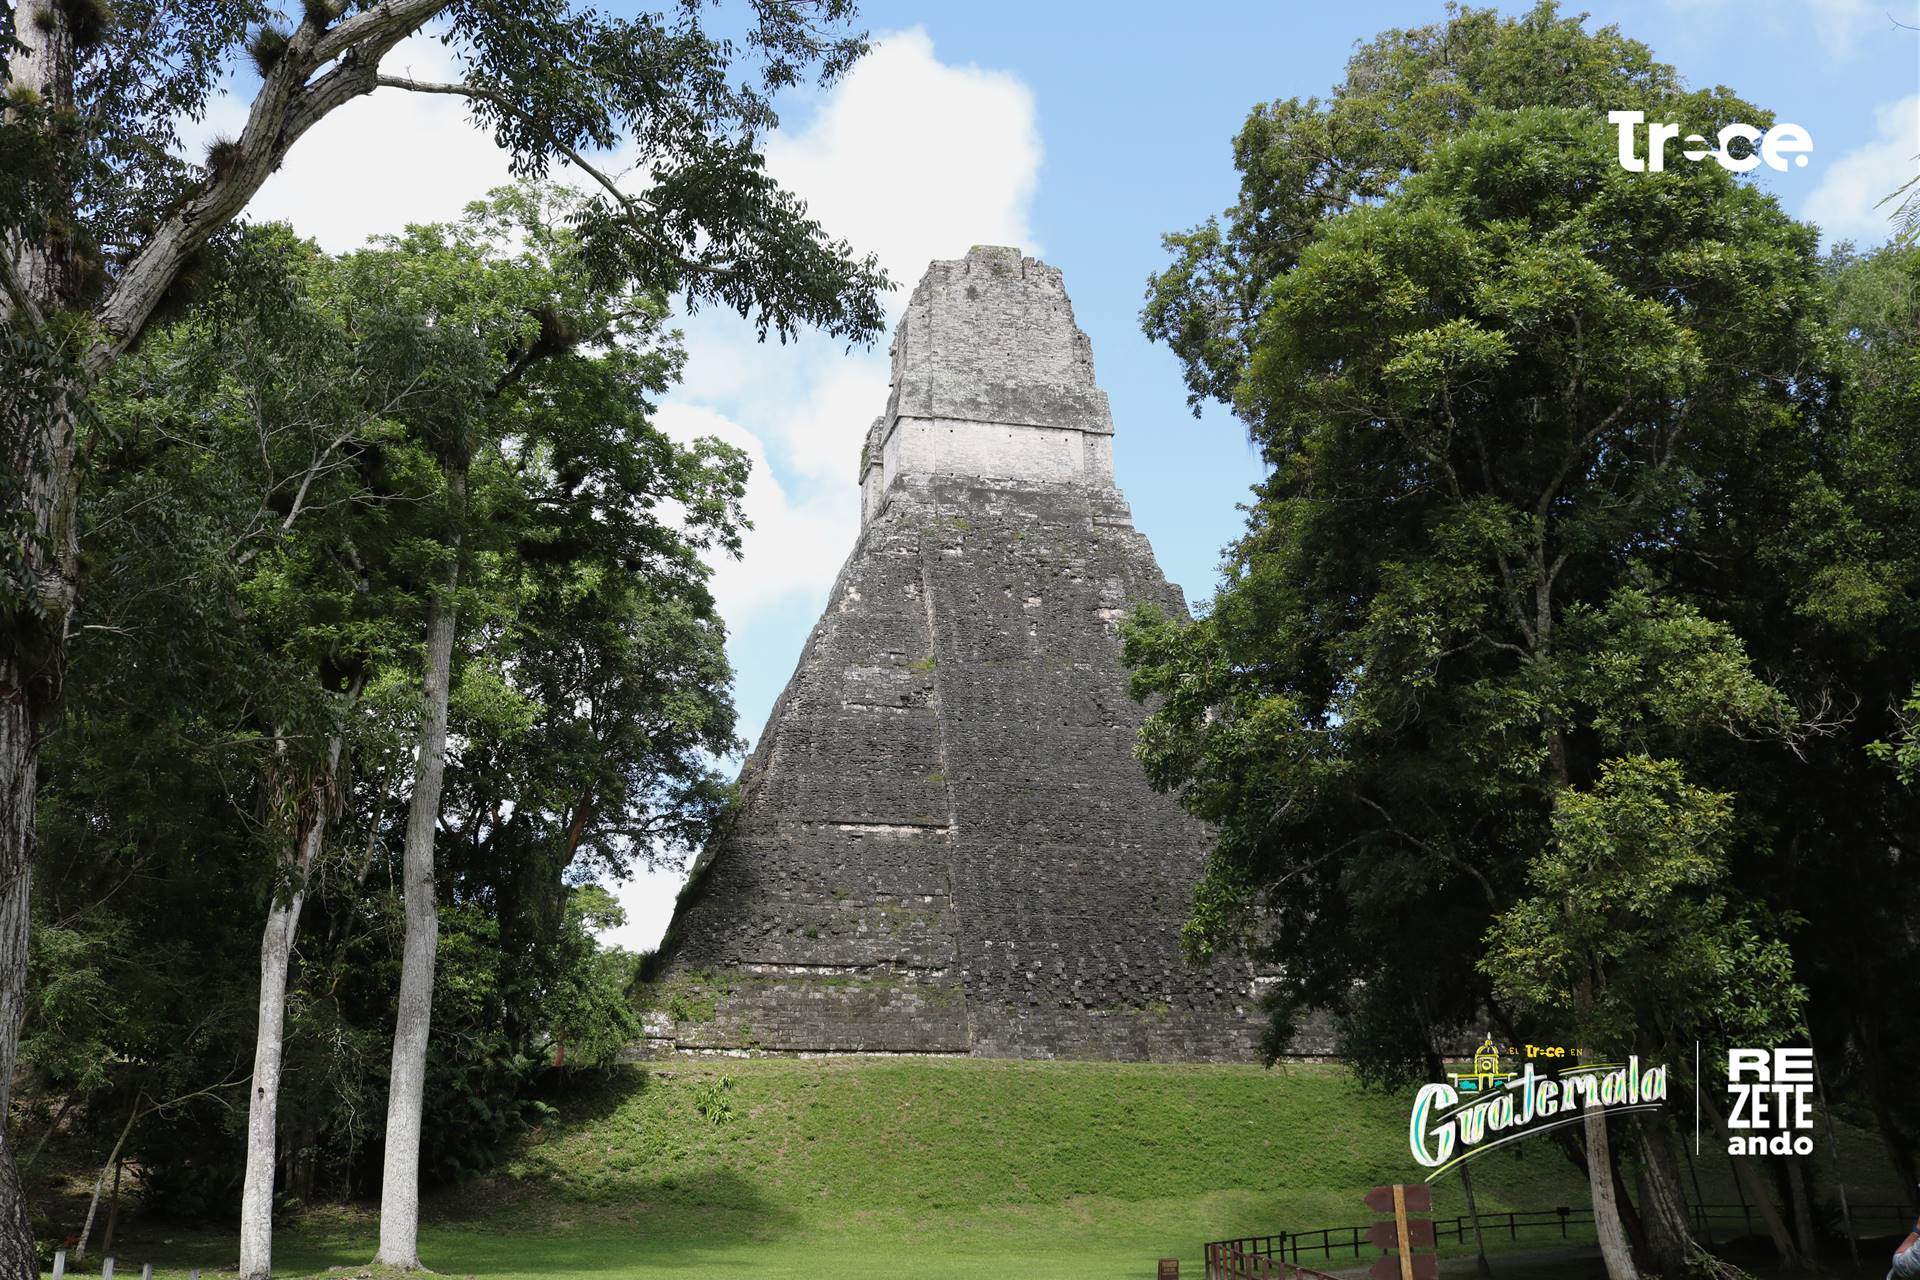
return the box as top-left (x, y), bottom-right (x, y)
top-left (647, 247), bottom-right (1265, 1062)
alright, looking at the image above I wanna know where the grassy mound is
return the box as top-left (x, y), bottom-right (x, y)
top-left (497, 1057), bottom-right (1591, 1225)
top-left (65, 1057), bottom-right (1910, 1279)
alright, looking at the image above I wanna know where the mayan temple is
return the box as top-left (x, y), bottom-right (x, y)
top-left (648, 246), bottom-right (1264, 1062)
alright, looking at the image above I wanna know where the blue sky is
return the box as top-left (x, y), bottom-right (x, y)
top-left (202, 0), bottom-right (1920, 950)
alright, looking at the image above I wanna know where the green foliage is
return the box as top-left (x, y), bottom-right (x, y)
top-left (1129, 97), bottom-right (1832, 1080)
top-left (3, 0), bottom-right (888, 335)
top-left (1143, 0), bottom-right (1767, 418)
top-left (1868, 688), bottom-right (1920, 785)
top-left (25, 183), bottom-right (765, 1215)
top-left (1134, 0), bottom-right (1920, 1197)
top-left (663, 988), bottom-right (718, 1026)
top-left (1483, 755), bottom-right (1804, 1052)
top-left (691, 1074), bottom-right (735, 1126)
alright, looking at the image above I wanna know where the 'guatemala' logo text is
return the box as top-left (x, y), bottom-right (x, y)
top-left (1408, 1036), bottom-right (1669, 1180)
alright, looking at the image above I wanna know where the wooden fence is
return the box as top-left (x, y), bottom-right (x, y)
top-left (47, 1251), bottom-right (202, 1280)
top-left (1205, 1201), bottom-right (1918, 1273)
top-left (1203, 1239), bottom-right (1344, 1280)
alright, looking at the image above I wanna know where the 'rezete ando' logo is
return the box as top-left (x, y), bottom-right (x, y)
top-left (1608, 110), bottom-right (1812, 173)
top-left (1409, 1036), bottom-right (1668, 1180)
top-left (1726, 1047), bottom-right (1816, 1157)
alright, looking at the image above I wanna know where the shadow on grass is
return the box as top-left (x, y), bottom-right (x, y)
top-left (289, 1168), bottom-right (794, 1277)
top-left (524, 1064), bottom-right (645, 1133)
top-left (85, 1166), bottom-right (797, 1280)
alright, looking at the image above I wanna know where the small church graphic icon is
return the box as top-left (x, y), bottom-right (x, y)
top-left (1448, 1035), bottom-right (1514, 1093)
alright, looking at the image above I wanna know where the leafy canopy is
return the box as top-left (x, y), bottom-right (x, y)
top-left (1127, 104), bottom-right (1823, 1073)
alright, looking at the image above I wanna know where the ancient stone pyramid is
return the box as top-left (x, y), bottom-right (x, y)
top-left (650, 246), bottom-right (1262, 1061)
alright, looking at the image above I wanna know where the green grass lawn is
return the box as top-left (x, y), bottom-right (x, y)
top-left (58, 1058), bottom-right (1911, 1280)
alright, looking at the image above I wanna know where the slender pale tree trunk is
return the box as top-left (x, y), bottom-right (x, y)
top-left (1556, 714), bottom-right (1635, 1280)
top-left (1632, 1116), bottom-right (1698, 1276)
top-left (1784, 1154), bottom-right (1818, 1265)
top-left (1584, 1101), bottom-right (1641, 1280)
top-left (376, 462), bottom-right (465, 1269)
top-left (73, 1098), bottom-right (140, 1262)
top-left (238, 724), bottom-right (351, 1280)
top-left (1460, 1159), bottom-right (1494, 1279)
top-left (1701, 1090), bottom-right (1802, 1265)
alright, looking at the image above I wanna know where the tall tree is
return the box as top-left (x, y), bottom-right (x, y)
top-left (1, 0), bottom-right (884, 1270)
top-left (337, 186), bottom-right (748, 1270)
top-left (79, 227), bottom-right (423, 1280)
top-left (1126, 106), bottom-right (1829, 1280)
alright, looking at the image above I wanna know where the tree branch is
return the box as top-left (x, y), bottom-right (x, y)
top-left (312, 0), bottom-right (450, 68)
top-left (92, 4), bottom-right (447, 365)
top-left (0, 249), bottom-right (47, 333)
top-left (374, 75), bottom-right (656, 220)
top-left (372, 75), bottom-right (748, 297)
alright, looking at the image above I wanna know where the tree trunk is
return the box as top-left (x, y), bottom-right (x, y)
top-left (1585, 1101), bottom-right (1641, 1280)
top-left (0, 727), bottom-right (30, 1127)
top-left (238, 726), bottom-right (349, 1280)
top-left (1568, 970), bottom-right (1636, 1280)
top-left (74, 1100), bottom-right (139, 1262)
top-left (20, 1091), bottom-right (75, 1174)
top-left (1632, 1116), bottom-right (1698, 1277)
top-left (4, 0), bottom-right (426, 1266)
top-left (2, 0), bottom-right (81, 1102)
top-left (1784, 1154), bottom-right (1818, 1266)
top-left (1700, 1090), bottom-right (1802, 1266)
top-left (0, 1128), bottom-right (33, 1280)
top-left (1680, 1125), bottom-right (1713, 1247)
top-left (1460, 1158), bottom-right (1494, 1279)
top-left (1565, 878), bottom-right (1633, 1279)
top-left (100, 1157), bottom-right (121, 1259)
top-left (0, 420), bottom-right (73, 1275)
top-left (1607, 1131), bottom-right (1651, 1266)
top-left (375, 461), bottom-right (465, 1270)
top-left (4, 19), bottom-right (84, 1275)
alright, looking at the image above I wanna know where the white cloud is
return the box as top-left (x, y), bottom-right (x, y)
top-left (667, 25), bottom-right (1045, 601)
top-left (1803, 95), bottom-right (1920, 246)
top-left (670, 313), bottom-right (890, 492)
top-left (669, 27), bottom-right (1045, 499)
top-left (764, 27), bottom-right (1042, 288)
top-left (596, 862), bottom-right (686, 956)
top-left (653, 402), bottom-right (857, 624)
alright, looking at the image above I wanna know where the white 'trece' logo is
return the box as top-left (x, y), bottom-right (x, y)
top-left (1608, 110), bottom-right (1813, 173)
